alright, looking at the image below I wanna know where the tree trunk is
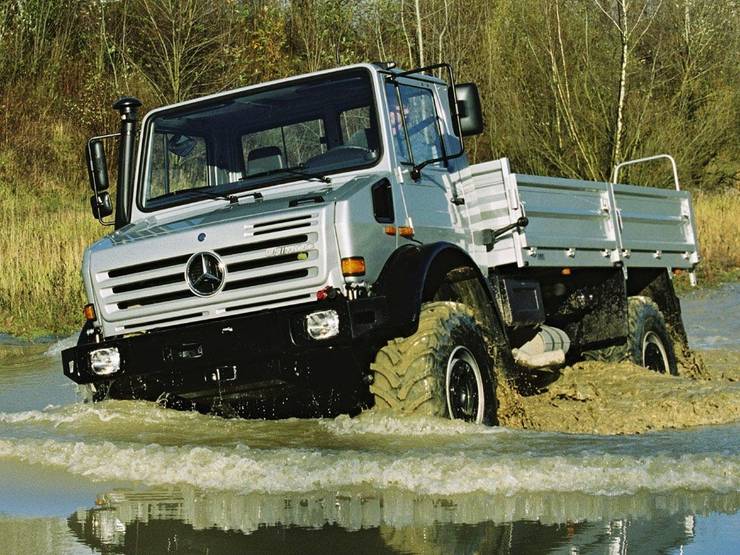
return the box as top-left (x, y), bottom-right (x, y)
top-left (414, 0), bottom-right (424, 66)
top-left (611, 0), bottom-right (628, 179)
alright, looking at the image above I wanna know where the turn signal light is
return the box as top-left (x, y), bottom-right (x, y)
top-left (561, 268), bottom-right (572, 276)
top-left (383, 225), bottom-right (414, 238)
top-left (341, 257), bottom-right (366, 277)
top-left (83, 304), bottom-right (97, 321)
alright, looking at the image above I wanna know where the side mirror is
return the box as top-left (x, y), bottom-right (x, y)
top-left (453, 83), bottom-right (484, 137)
top-left (90, 191), bottom-right (113, 219)
top-left (87, 139), bottom-right (109, 192)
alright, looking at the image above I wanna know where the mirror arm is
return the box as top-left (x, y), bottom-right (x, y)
top-left (410, 159), bottom-right (436, 181)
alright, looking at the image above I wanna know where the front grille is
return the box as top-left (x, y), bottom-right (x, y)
top-left (95, 211), bottom-right (325, 333)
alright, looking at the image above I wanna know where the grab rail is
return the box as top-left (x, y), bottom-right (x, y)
top-left (611, 154), bottom-right (680, 191)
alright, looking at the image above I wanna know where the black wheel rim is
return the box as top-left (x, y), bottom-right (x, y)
top-left (642, 331), bottom-right (669, 373)
top-left (446, 347), bottom-right (483, 422)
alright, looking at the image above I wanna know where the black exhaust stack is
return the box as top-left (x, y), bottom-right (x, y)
top-left (112, 97), bottom-right (142, 229)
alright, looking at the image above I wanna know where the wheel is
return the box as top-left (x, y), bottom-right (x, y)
top-left (369, 302), bottom-right (498, 424)
top-left (626, 296), bottom-right (678, 375)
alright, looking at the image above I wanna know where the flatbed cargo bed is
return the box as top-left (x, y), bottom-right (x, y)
top-left (462, 158), bottom-right (700, 271)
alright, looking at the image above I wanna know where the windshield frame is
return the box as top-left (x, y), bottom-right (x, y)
top-left (136, 66), bottom-right (383, 214)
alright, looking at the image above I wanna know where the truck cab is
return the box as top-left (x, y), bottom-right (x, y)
top-left (66, 63), bottom-right (486, 417)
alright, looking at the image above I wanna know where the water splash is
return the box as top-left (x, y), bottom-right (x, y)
top-left (44, 335), bottom-right (77, 358)
top-left (0, 436), bottom-right (737, 496)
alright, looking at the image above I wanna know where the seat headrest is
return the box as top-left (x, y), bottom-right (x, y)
top-left (248, 146), bottom-right (282, 161)
top-left (246, 146), bottom-right (284, 175)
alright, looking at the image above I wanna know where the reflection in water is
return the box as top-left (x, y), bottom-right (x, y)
top-left (63, 486), bottom-right (735, 554)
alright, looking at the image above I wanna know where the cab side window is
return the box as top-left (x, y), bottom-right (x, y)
top-left (385, 82), bottom-right (444, 166)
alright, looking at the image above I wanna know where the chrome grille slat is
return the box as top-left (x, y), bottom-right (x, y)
top-left (98, 265), bottom-right (187, 289)
top-left (242, 227), bottom-right (318, 242)
top-left (245, 215), bottom-right (315, 235)
top-left (107, 254), bottom-right (191, 278)
top-left (105, 281), bottom-right (192, 305)
top-left (225, 255), bottom-right (318, 282)
top-left (251, 214), bottom-right (312, 228)
top-left (216, 232), bottom-right (314, 257)
top-left (252, 222), bottom-right (312, 236)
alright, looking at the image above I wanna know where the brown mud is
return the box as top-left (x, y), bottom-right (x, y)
top-left (498, 350), bottom-right (740, 435)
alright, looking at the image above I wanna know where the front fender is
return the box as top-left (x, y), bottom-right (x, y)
top-left (373, 242), bottom-right (503, 339)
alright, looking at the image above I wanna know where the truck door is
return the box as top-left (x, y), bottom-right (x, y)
top-left (384, 79), bottom-right (467, 246)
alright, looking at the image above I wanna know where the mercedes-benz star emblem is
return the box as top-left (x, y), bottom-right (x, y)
top-left (185, 252), bottom-right (225, 296)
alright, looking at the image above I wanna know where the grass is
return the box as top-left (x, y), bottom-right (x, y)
top-left (673, 190), bottom-right (740, 292)
top-left (0, 188), bottom-right (103, 337)
top-left (0, 150), bottom-right (737, 338)
top-left (692, 191), bottom-right (740, 282)
top-left (0, 132), bottom-right (105, 338)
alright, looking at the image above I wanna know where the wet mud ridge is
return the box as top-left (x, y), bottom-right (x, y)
top-left (498, 350), bottom-right (740, 435)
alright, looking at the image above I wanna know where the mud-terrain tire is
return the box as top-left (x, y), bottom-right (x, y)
top-left (370, 302), bottom-right (498, 424)
top-left (626, 296), bottom-right (678, 375)
top-left (582, 344), bottom-right (626, 363)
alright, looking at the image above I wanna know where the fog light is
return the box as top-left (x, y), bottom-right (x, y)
top-left (89, 347), bottom-right (121, 376)
top-left (305, 309), bottom-right (340, 340)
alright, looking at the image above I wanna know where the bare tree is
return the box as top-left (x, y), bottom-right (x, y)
top-left (125, 0), bottom-right (233, 104)
top-left (593, 0), bottom-right (663, 175)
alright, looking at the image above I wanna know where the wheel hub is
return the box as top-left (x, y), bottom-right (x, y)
top-left (642, 331), bottom-right (669, 373)
top-left (446, 346), bottom-right (484, 423)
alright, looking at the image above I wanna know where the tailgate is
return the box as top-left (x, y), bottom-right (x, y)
top-left (613, 183), bottom-right (699, 269)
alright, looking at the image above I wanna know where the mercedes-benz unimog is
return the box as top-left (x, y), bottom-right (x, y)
top-left (62, 62), bottom-right (700, 423)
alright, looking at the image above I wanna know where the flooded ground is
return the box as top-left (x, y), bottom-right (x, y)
top-left (0, 283), bottom-right (738, 554)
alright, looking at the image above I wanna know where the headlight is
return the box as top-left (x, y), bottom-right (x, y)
top-left (89, 347), bottom-right (121, 376)
top-left (305, 310), bottom-right (340, 340)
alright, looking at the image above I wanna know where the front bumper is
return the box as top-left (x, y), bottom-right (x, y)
top-left (62, 295), bottom-right (390, 407)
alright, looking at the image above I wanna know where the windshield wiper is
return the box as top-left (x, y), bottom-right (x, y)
top-left (154, 186), bottom-right (264, 205)
top-left (155, 187), bottom-right (233, 203)
top-left (248, 165), bottom-right (332, 184)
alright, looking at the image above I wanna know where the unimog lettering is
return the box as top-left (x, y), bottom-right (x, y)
top-left (266, 244), bottom-right (315, 257)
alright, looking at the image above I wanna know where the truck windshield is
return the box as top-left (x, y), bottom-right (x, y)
top-left (141, 68), bottom-right (380, 211)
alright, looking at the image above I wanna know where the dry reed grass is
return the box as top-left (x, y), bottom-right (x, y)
top-left (692, 191), bottom-right (740, 280)
top-left (0, 126), bottom-right (104, 336)
top-left (0, 187), bottom-right (102, 336)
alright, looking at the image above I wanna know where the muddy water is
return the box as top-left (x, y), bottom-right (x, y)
top-left (0, 285), bottom-right (738, 554)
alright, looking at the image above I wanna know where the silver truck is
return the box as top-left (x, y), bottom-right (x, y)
top-left (62, 62), bottom-right (700, 423)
